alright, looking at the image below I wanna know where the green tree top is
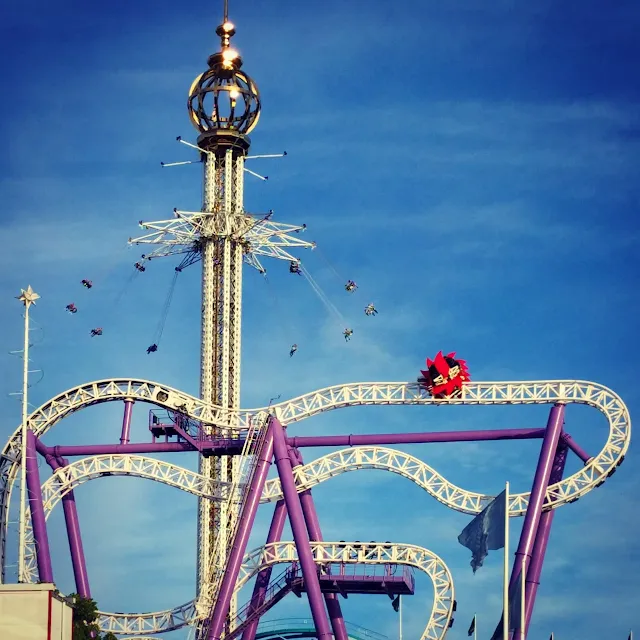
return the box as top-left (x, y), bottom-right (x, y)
top-left (68, 594), bottom-right (117, 640)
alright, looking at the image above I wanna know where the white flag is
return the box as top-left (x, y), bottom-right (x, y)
top-left (458, 490), bottom-right (507, 572)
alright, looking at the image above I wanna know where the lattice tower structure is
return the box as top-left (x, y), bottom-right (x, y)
top-left (197, 130), bottom-right (249, 620)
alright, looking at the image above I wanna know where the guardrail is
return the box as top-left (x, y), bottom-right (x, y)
top-left (256, 617), bottom-right (388, 640)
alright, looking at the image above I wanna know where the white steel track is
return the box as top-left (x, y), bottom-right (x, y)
top-left (109, 542), bottom-right (454, 640)
top-left (28, 435), bottom-right (617, 558)
top-left (1, 378), bottom-right (629, 578)
top-left (96, 539), bottom-right (454, 638)
top-left (0, 377), bottom-right (630, 633)
top-left (20, 455), bottom-right (231, 584)
top-left (236, 541), bottom-right (454, 640)
top-left (262, 445), bottom-right (599, 516)
top-left (23, 424), bottom-right (626, 631)
top-left (0, 378), bottom-right (629, 441)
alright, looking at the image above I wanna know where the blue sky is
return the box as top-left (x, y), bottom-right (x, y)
top-left (1, 0), bottom-right (639, 638)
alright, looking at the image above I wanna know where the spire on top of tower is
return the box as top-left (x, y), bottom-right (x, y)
top-left (187, 0), bottom-right (261, 143)
top-left (217, 0), bottom-right (235, 55)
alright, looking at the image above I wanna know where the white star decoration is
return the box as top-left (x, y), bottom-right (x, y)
top-left (16, 285), bottom-right (40, 306)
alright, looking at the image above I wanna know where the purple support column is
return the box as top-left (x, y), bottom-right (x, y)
top-left (292, 449), bottom-right (349, 640)
top-left (241, 499), bottom-right (288, 640)
top-left (524, 443), bottom-right (568, 633)
top-left (271, 418), bottom-right (332, 640)
top-left (25, 430), bottom-right (54, 583)
top-left (207, 426), bottom-right (275, 640)
top-left (509, 404), bottom-right (565, 638)
top-left (46, 456), bottom-right (91, 598)
top-left (120, 399), bottom-right (134, 445)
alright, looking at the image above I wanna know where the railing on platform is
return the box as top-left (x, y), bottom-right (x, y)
top-left (149, 408), bottom-right (203, 441)
top-left (255, 617), bottom-right (388, 640)
top-left (323, 561), bottom-right (414, 582)
top-left (226, 559), bottom-right (411, 638)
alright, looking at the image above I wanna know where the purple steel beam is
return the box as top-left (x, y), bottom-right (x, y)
top-left (120, 399), bottom-right (134, 445)
top-left (293, 448), bottom-right (348, 640)
top-left (508, 404), bottom-right (565, 638)
top-left (559, 432), bottom-right (591, 464)
top-left (207, 425), bottom-right (275, 640)
top-left (288, 428), bottom-right (546, 448)
top-left (39, 427), bottom-right (588, 459)
top-left (43, 440), bottom-right (243, 456)
top-left (524, 443), bottom-right (568, 633)
top-left (43, 455), bottom-right (91, 598)
top-left (25, 429), bottom-right (54, 583)
top-left (45, 442), bottom-right (196, 456)
top-left (271, 418), bottom-right (332, 640)
top-left (240, 499), bottom-right (288, 640)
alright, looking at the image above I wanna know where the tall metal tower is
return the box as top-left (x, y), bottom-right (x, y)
top-left (129, 1), bottom-right (314, 622)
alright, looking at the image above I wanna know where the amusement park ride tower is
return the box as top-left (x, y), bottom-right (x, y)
top-left (129, 1), bottom-right (314, 619)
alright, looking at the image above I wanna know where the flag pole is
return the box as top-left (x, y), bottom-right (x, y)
top-left (474, 613), bottom-right (477, 640)
top-left (503, 480), bottom-right (510, 640)
top-left (399, 595), bottom-right (402, 640)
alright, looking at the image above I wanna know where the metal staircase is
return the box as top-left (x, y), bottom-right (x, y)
top-left (224, 564), bottom-right (301, 640)
top-left (196, 412), bottom-right (271, 639)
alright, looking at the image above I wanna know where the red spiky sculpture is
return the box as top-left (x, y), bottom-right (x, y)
top-left (418, 351), bottom-right (470, 398)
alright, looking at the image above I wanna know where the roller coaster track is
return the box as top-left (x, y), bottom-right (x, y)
top-left (1, 378), bottom-right (631, 634)
top-left (24, 448), bottom-right (456, 626)
top-left (91, 541), bottom-right (454, 639)
top-left (24, 432), bottom-right (619, 583)
top-left (42, 455), bottom-right (232, 512)
top-left (237, 542), bottom-right (453, 640)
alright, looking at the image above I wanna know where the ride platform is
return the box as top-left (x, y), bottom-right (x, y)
top-left (291, 564), bottom-right (415, 596)
top-left (148, 409), bottom-right (244, 454)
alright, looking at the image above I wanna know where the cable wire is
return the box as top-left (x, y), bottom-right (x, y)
top-left (299, 263), bottom-right (346, 326)
top-left (153, 270), bottom-right (180, 346)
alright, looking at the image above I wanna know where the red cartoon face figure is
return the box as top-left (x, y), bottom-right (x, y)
top-left (418, 351), bottom-right (470, 399)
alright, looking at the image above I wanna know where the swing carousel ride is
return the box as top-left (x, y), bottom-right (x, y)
top-left (0, 3), bottom-right (631, 640)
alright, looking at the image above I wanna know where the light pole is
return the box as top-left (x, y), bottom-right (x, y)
top-left (16, 285), bottom-right (40, 583)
